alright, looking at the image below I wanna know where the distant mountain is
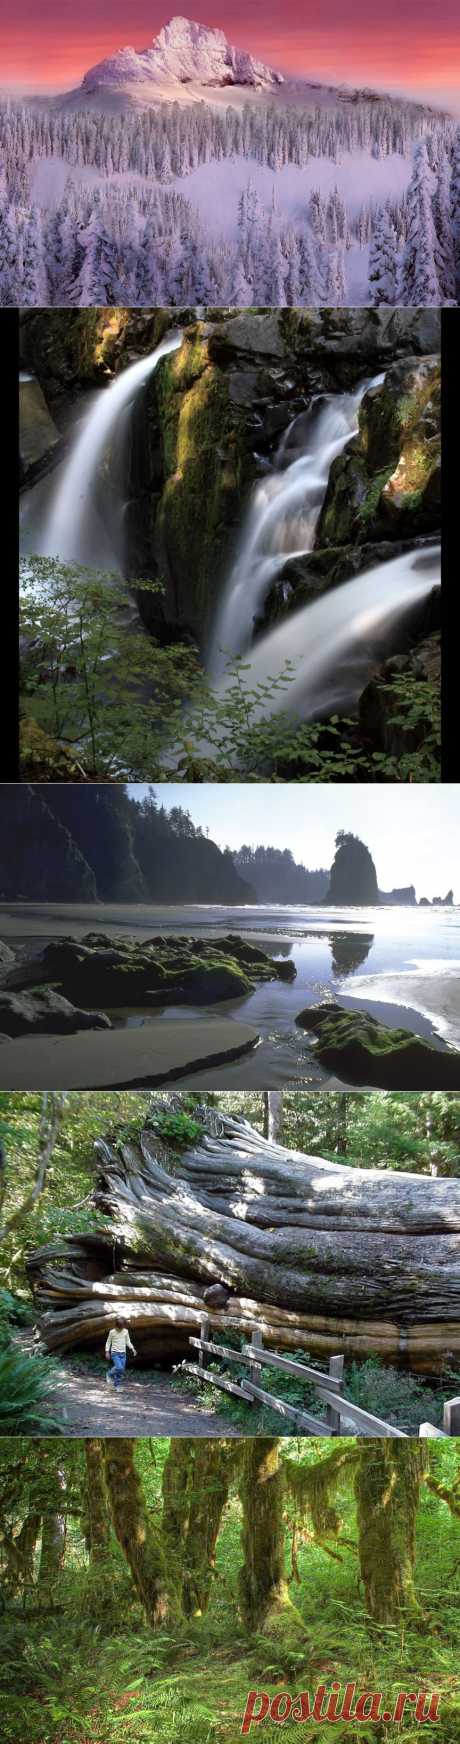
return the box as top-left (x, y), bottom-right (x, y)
top-left (59, 15), bottom-right (284, 110)
top-left (234, 846), bottom-right (329, 904)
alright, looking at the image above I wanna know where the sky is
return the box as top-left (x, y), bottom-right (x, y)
top-left (130, 784), bottom-right (460, 901)
top-left (2, 1), bottom-right (460, 108)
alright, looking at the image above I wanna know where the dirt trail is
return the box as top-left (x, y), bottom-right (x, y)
top-left (21, 1337), bottom-right (241, 1437)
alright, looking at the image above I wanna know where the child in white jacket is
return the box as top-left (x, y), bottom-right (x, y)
top-left (105, 1315), bottom-right (137, 1388)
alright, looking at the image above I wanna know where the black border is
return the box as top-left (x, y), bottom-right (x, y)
top-left (3, 310), bottom-right (19, 780)
top-left (441, 306), bottom-right (457, 783)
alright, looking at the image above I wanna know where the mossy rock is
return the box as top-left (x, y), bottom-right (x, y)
top-left (8, 932), bottom-right (293, 1012)
top-left (295, 1003), bottom-right (460, 1089)
top-left (152, 345), bottom-right (248, 637)
top-left (20, 718), bottom-right (91, 782)
top-left (317, 357), bottom-right (440, 550)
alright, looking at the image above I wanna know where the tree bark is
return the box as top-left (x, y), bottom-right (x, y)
top-left (84, 1439), bottom-right (110, 1563)
top-left (162, 1439), bottom-right (241, 1616)
top-left (27, 1114), bottom-right (460, 1368)
top-left (238, 1440), bottom-right (304, 1641)
top-left (355, 1442), bottom-right (427, 1622)
top-left (37, 1460), bottom-right (67, 1589)
top-left (103, 1439), bottom-right (179, 1627)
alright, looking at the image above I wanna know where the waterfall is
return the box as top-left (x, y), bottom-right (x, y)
top-left (42, 329), bottom-right (183, 570)
top-left (212, 543), bottom-right (440, 726)
top-left (206, 370), bottom-right (440, 730)
top-left (208, 372), bottom-right (385, 679)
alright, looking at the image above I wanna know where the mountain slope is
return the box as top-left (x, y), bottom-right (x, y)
top-left (69, 15), bottom-right (283, 109)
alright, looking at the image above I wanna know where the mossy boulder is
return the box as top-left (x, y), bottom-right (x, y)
top-left (317, 356), bottom-right (441, 550)
top-left (149, 329), bottom-right (250, 639)
top-left (8, 932), bottom-right (295, 1011)
top-left (295, 1003), bottom-right (460, 1089)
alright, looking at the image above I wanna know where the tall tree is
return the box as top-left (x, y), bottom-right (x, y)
top-left (239, 1440), bottom-right (304, 1642)
top-left (83, 1439), bottom-right (110, 1564)
top-left (103, 1439), bottom-right (179, 1627)
top-left (355, 1441), bottom-right (427, 1621)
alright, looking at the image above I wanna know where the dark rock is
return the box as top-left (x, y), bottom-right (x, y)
top-left (0, 989), bottom-right (111, 1037)
top-left (359, 631), bottom-right (440, 761)
top-left (379, 887), bottom-right (416, 906)
top-left (203, 1284), bottom-right (232, 1307)
top-left (0, 942), bottom-right (15, 966)
top-left (295, 1003), bottom-right (460, 1089)
top-left (7, 932), bottom-right (295, 1012)
top-left (325, 833), bottom-right (379, 906)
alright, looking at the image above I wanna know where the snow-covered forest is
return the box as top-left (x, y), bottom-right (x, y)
top-left (1, 95), bottom-right (460, 305)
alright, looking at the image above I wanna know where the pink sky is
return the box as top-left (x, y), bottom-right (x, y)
top-left (1, 2), bottom-right (460, 106)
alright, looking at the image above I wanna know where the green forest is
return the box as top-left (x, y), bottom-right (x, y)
top-left (0, 1435), bottom-right (459, 1744)
top-left (2, 1090), bottom-right (460, 1439)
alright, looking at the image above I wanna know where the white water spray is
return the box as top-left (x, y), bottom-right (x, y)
top-left (208, 373), bottom-right (385, 678)
top-left (213, 544), bottom-right (440, 725)
top-left (42, 329), bottom-right (183, 569)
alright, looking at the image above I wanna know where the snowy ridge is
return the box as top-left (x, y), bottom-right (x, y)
top-left (81, 15), bottom-right (283, 94)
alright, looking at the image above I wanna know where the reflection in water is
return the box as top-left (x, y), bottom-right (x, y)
top-left (330, 932), bottom-right (374, 977)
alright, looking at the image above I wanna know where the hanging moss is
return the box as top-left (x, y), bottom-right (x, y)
top-left (103, 1439), bottom-right (180, 1628)
top-left (284, 1447), bottom-right (358, 1542)
top-left (355, 1441), bottom-right (427, 1623)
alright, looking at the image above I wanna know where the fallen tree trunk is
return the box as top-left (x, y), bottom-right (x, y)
top-left (27, 1113), bottom-right (460, 1372)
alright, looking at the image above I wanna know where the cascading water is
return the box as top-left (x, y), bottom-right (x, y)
top-left (40, 329), bottom-right (183, 570)
top-left (214, 544), bottom-right (440, 725)
top-left (208, 374), bottom-right (385, 679)
top-left (207, 373), bottom-right (440, 728)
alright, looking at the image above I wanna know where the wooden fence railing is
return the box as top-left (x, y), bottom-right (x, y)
top-left (181, 1314), bottom-right (460, 1439)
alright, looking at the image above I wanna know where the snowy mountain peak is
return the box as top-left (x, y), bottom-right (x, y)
top-left (81, 15), bottom-right (284, 94)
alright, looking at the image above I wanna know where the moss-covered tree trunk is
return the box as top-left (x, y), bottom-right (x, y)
top-left (182, 1441), bottom-right (240, 1617)
top-left (239, 1439), bottom-right (304, 1642)
top-left (37, 1460), bottom-right (67, 1589)
top-left (162, 1439), bottom-right (241, 1617)
top-left (84, 1440), bottom-right (110, 1563)
top-left (356, 1441), bottom-right (427, 1622)
top-left (1, 1511), bottom-right (42, 1594)
top-left (103, 1439), bottom-right (179, 1627)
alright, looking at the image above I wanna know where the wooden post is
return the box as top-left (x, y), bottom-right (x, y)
top-left (248, 1325), bottom-right (264, 1391)
top-left (443, 1395), bottom-right (460, 1435)
top-left (324, 1354), bottom-right (344, 1434)
top-left (199, 1312), bottom-right (209, 1372)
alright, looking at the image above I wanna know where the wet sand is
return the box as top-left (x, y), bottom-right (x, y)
top-left (0, 1020), bottom-right (259, 1089)
top-left (345, 966), bottom-right (460, 1051)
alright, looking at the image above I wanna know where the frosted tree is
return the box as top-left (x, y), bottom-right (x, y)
top-left (233, 252), bottom-right (252, 305)
top-left (399, 140), bottom-right (440, 305)
top-left (323, 247), bottom-right (346, 307)
top-left (265, 233), bottom-right (286, 305)
top-left (0, 202), bottom-right (19, 303)
top-left (450, 127), bottom-right (460, 303)
top-left (298, 230), bottom-right (322, 304)
top-left (432, 151), bottom-right (455, 301)
top-left (20, 207), bottom-right (47, 305)
top-left (368, 205), bottom-right (398, 305)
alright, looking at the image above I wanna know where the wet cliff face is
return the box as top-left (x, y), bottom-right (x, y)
top-left (20, 308), bottom-right (441, 646)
